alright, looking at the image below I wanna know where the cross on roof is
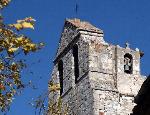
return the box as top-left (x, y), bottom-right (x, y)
top-left (125, 42), bottom-right (130, 48)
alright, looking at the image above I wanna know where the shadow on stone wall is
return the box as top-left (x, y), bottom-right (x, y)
top-left (132, 75), bottom-right (150, 115)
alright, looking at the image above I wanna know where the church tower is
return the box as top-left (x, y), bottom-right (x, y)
top-left (49, 19), bottom-right (145, 115)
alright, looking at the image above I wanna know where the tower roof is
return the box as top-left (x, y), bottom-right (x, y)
top-left (54, 18), bottom-right (104, 62)
top-left (66, 18), bottom-right (103, 33)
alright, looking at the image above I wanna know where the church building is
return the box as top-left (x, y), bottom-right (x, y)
top-left (49, 19), bottom-right (145, 115)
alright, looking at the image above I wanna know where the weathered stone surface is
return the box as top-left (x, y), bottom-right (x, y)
top-left (49, 18), bottom-right (145, 115)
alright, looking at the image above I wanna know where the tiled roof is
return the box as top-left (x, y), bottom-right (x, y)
top-left (66, 18), bottom-right (103, 33)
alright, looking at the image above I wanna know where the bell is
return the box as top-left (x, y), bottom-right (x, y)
top-left (125, 65), bottom-right (130, 71)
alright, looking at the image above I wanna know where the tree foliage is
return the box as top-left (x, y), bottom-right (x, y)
top-left (0, 1), bottom-right (68, 114)
top-left (32, 82), bottom-right (68, 115)
top-left (0, 0), bottom-right (44, 112)
top-left (48, 82), bottom-right (68, 115)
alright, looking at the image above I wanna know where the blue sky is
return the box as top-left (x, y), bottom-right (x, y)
top-left (1, 0), bottom-right (150, 114)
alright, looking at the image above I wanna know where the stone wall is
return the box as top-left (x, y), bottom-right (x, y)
top-left (50, 30), bottom-right (95, 114)
top-left (56, 21), bottom-right (78, 58)
top-left (88, 37), bottom-right (145, 114)
top-left (49, 19), bottom-right (146, 115)
top-left (60, 35), bottom-right (93, 115)
top-left (116, 46), bottom-right (145, 95)
top-left (93, 90), bottom-right (119, 115)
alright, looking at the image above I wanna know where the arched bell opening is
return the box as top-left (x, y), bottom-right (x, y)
top-left (124, 53), bottom-right (133, 74)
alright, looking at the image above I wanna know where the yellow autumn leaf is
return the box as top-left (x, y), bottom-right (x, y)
top-left (0, 83), bottom-right (5, 90)
top-left (21, 22), bottom-right (34, 29)
top-left (49, 83), bottom-right (60, 92)
top-left (0, 39), bottom-right (4, 45)
top-left (9, 18), bottom-right (35, 30)
top-left (12, 72), bottom-right (19, 79)
top-left (8, 47), bottom-right (19, 53)
top-left (29, 43), bottom-right (36, 51)
top-left (16, 36), bottom-right (25, 45)
top-left (11, 62), bottom-right (18, 71)
top-left (17, 36), bottom-right (24, 42)
top-left (23, 47), bottom-right (29, 55)
top-left (9, 23), bottom-right (23, 31)
top-left (0, 63), bottom-right (4, 70)
top-left (1, 0), bottom-right (11, 6)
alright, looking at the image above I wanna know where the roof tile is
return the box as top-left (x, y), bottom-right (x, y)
top-left (66, 18), bottom-right (103, 33)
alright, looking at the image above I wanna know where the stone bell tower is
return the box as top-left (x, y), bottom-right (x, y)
top-left (49, 18), bottom-right (145, 115)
